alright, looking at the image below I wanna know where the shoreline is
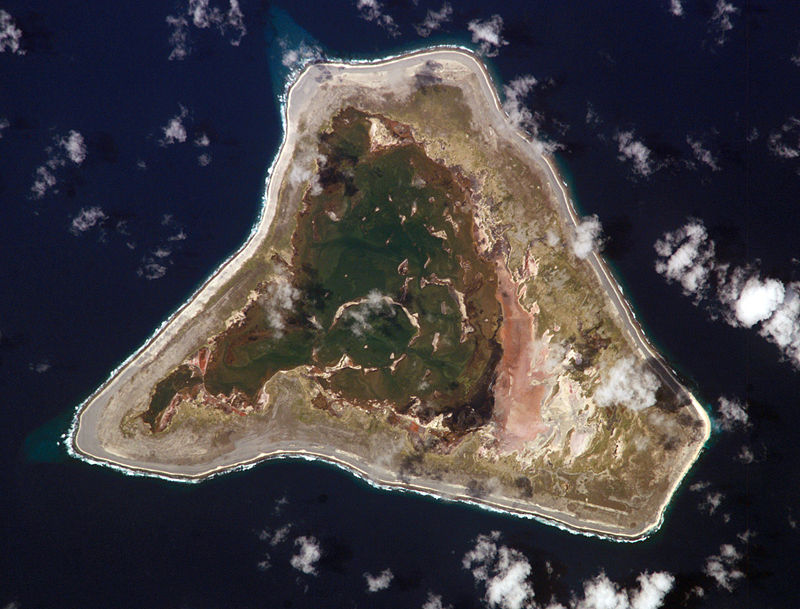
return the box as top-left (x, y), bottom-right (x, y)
top-left (69, 46), bottom-right (711, 542)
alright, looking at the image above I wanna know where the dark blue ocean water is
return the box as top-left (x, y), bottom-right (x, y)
top-left (2, 2), bottom-right (799, 607)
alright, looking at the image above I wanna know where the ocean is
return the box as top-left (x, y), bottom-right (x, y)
top-left (2, 1), bottom-right (799, 607)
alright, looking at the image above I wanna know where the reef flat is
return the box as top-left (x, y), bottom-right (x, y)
top-left (71, 49), bottom-right (710, 540)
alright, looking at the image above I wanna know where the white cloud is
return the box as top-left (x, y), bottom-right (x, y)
top-left (468, 14), bottom-right (508, 57)
top-left (30, 130), bottom-right (87, 199)
top-left (792, 44), bottom-right (800, 67)
top-left (699, 491), bottom-right (724, 515)
top-left (160, 106), bottom-right (189, 146)
top-left (280, 39), bottom-right (324, 73)
top-left (594, 357), bottom-right (660, 411)
top-left (166, 15), bottom-right (190, 60)
top-left (138, 261), bottom-right (167, 280)
top-left (415, 3), bottom-right (453, 37)
top-left (290, 535), bottom-right (321, 575)
top-left (344, 290), bottom-right (394, 337)
top-left (710, 1), bottom-right (738, 46)
top-left (758, 282), bottom-right (800, 364)
top-left (630, 572), bottom-right (675, 609)
top-left (364, 568), bottom-right (394, 592)
top-left (29, 361), bottom-right (51, 373)
top-left (736, 445), bottom-right (755, 463)
top-left (716, 396), bottom-right (750, 431)
top-left (501, 75), bottom-right (561, 155)
top-left (614, 130), bottom-right (655, 177)
top-left (167, 229), bottom-right (188, 242)
top-left (573, 571), bottom-right (674, 609)
top-left (167, 0), bottom-right (246, 60)
top-left (259, 523), bottom-right (292, 546)
top-left (70, 206), bottom-right (107, 235)
top-left (60, 130), bottom-right (87, 164)
top-left (686, 136), bottom-right (720, 171)
top-left (574, 573), bottom-right (628, 609)
top-left (571, 214), bottom-right (603, 259)
top-left (657, 218), bottom-right (800, 368)
top-left (720, 272), bottom-right (785, 328)
top-left (767, 116), bottom-right (800, 160)
top-left (0, 116), bottom-right (9, 137)
top-left (194, 132), bottom-right (210, 147)
top-left (0, 9), bottom-right (24, 55)
top-left (654, 219), bottom-right (716, 301)
top-left (30, 165), bottom-right (57, 199)
top-left (585, 103), bottom-right (602, 127)
top-left (198, 152), bottom-right (211, 166)
top-left (356, 0), bottom-right (399, 36)
top-left (668, 0), bottom-right (684, 17)
top-left (259, 279), bottom-right (300, 336)
top-left (421, 592), bottom-right (452, 609)
top-left (463, 532), bottom-right (534, 609)
top-left (703, 543), bottom-right (744, 591)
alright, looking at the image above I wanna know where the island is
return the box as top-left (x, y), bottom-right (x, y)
top-left (70, 48), bottom-right (710, 540)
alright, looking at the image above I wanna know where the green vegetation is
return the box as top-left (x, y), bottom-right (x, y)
top-left (145, 108), bottom-right (503, 434)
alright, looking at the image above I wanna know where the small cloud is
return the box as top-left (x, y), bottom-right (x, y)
top-left (654, 219), bottom-right (716, 302)
top-left (668, 0), bottom-right (684, 17)
top-left (259, 523), bottom-right (292, 546)
top-left (258, 278), bottom-right (300, 337)
top-left (421, 592), bottom-right (452, 609)
top-left (290, 535), bottom-right (321, 575)
top-left (686, 136), bottom-right (720, 171)
top-left (719, 271), bottom-right (785, 328)
top-left (501, 75), bottom-right (561, 154)
top-left (59, 130), bottom-right (87, 164)
top-left (716, 396), bottom-right (750, 431)
top-left (194, 132), bottom-right (210, 147)
top-left (160, 105), bottom-right (189, 146)
top-left (704, 543), bottom-right (745, 591)
top-left (280, 39), bottom-right (324, 75)
top-left (343, 290), bottom-right (394, 337)
top-left (30, 130), bottom-right (88, 199)
top-left (585, 102), bottom-right (602, 127)
top-left (356, 0), bottom-right (399, 36)
top-left (630, 571), bottom-right (676, 609)
top-left (166, 15), bottom-right (190, 60)
top-left (167, 0), bottom-right (246, 60)
top-left (364, 568), bottom-right (394, 592)
top-left (736, 445), bottom-right (755, 463)
top-left (792, 43), bottom-right (800, 67)
top-left (29, 361), bottom-right (51, 373)
top-left (698, 491), bottom-right (724, 516)
top-left (415, 3), bottom-right (452, 37)
top-left (614, 130), bottom-right (656, 177)
top-left (0, 116), bottom-right (9, 137)
top-left (30, 166), bottom-right (57, 199)
top-left (767, 116), bottom-right (800, 160)
top-left (572, 571), bottom-right (674, 609)
top-left (0, 9), bottom-right (24, 55)
top-left (709, 0), bottom-right (738, 46)
top-left (594, 357), bottom-right (660, 411)
top-left (198, 152), bottom-right (211, 166)
top-left (167, 229), bottom-right (188, 242)
top-left (137, 261), bottom-right (168, 280)
top-left (70, 206), bottom-right (107, 235)
top-left (467, 14), bottom-right (508, 57)
top-left (571, 214), bottom-right (603, 259)
top-left (463, 532), bottom-right (534, 609)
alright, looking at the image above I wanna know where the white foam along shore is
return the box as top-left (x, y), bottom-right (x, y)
top-left (69, 47), bottom-right (711, 541)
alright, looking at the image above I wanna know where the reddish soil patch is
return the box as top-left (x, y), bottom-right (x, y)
top-left (492, 259), bottom-right (549, 449)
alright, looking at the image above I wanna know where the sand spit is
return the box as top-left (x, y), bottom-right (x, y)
top-left (70, 47), bottom-right (711, 541)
